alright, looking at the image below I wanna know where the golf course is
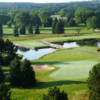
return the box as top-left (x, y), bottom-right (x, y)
top-left (1, 24), bottom-right (100, 100)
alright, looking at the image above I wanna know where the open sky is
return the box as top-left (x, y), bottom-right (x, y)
top-left (0, 0), bottom-right (89, 3)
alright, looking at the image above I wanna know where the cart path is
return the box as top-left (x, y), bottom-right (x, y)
top-left (37, 39), bottom-right (100, 56)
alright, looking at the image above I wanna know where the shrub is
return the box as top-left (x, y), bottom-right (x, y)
top-left (20, 59), bottom-right (36, 88)
top-left (42, 86), bottom-right (68, 100)
top-left (19, 24), bottom-right (26, 35)
top-left (9, 58), bottom-right (21, 87)
top-left (87, 63), bottom-right (100, 100)
top-left (17, 54), bottom-right (23, 60)
top-left (0, 65), bottom-right (5, 84)
top-left (0, 83), bottom-right (11, 100)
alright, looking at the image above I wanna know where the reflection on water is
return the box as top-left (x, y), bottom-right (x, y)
top-left (63, 42), bottom-right (79, 48)
top-left (17, 47), bottom-right (56, 60)
top-left (17, 39), bottom-right (100, 60)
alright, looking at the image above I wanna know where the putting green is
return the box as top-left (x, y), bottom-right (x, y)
top-left (49, 61), bottom-right (99, 79)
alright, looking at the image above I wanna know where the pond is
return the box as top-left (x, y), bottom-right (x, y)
top-left (17, 39), bottom-right (100, 60)
top-left (17, 47), bottom-right (56, 60)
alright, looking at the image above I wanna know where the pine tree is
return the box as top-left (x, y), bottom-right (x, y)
top-left (28, 24), bottom-right (33, 34)
top-left (43, 86), bottom-right (68, 100)
top-left (52, 20), bottom-right (56, 34)
top-left (87, 63), bottom-right (100, 100)
top-left (0, 65), bottom-right (5, 84)
top-left (20, 59), bottom-right (36, 88)
top-left (0, 83), bottom-right (11, 100)
top-left (55, 21), bottom-right (60, 34)
top-left (19, 24), bottom-right (26, 35)
top-left (55, 20), bottom-right (64, 34)
top-left (35, 24), bottom-right (40, 34)
top-left (9, 58), bottom-right (21, 86)
top-left (13, 26), bottom-right (19, 37)
top-left (0, 23), bottom-right (3, 37)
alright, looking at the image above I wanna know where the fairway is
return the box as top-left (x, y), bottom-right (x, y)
top-left (49, 61), bottom-right (99, 79)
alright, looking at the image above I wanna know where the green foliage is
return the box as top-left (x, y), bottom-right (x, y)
top-left (0, 65), bottom-right (5, 84)
top-left (13, 26), bottom-right (19, 37)
top-left (20, 59), bottom-right (36, 88)
top-left (0, 38), bottom-right (4, 52)
top-left (44, 18), bottom-right (53, 27)
top-left (0, 23), bottom-right (3, 37)
top-left (35, 24), bottom-right (40, 34)
top-left (0, 83), bottom-right (11, 100)
top-left (76, 28), bottom-right (81, 35)
top-left (30, 12), bottom-right (41, 26)
top-left (19, 24), bottom-right (26, 35)
top-left (14, 12), bottom-right (30, 27)
top-left (28, 24), bottom-right (33, 34)
top-left (55, 20), bottom-right (64, 34)
top-left (39, 11), bottom-right (51, 24)
top-left (7, 10), bottom-right (19, 24)
top-left (43, 86), bottom-right (68, 100)
top-left (7, 21), bottom-right (12, 28)
top-left (52, 18), bottom-right (58, 34)
top-left (0, 14), bottom-right (10, 25)
top-left (17, 54), bottom-right (23, 60)
top-left (0, 38), bottom-right (18, 66)
top-left (75, 8), bottom-right (95, 25)
top-left (86, 16), bottom-right (98, 32)
top-left (87, 63), bottom-right (100, 100)
top-left (9, 58), bottom-right (21, 87)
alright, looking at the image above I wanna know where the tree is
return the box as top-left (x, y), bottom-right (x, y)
top-left (20, 59), bottom-right (36, 88)
top-left (13, 26), bottom-right (19, 37)
top-left (39, 11), bottom-right (51, 24)
top-left (7, 10), bottom-right (19, 24)
top-left (9, 58), bottom-right (21, 87)
top-left (87, 63), bottom-right (100, 100)
top-left (28, 24), bottom-right (33, 34)
top-left (0, 83), bottom-right (11, 100)
top-left (76, 28), bottom-right (81, 35)
top-left (0, 65), bottom-right (5, 84)
top-left (43, 86), bottom-right (68, 100)
top-left (86, 16), bottom-right (98, 32)
top-left (0, 23), bottom-right (3, 37)
top-left (75, 8), bottom-right (95, 25)
top-left (0, 14), bottom-right (10, 25)
top-left (14, 12), bottom-right (30, 27)
top-left (30, 12), bottom-right (41, 26)
top-left (52, 20), bottom-right (57, 34)
top-left (44, 17), bottom-right (53, 27)
top-left (19, 24), bottom-right (26, 35)
top-left (7, 21), bottom-right (12, 28)
top-left (35, 24), bottom-right (40, 34)
top-left (55, 20), bottom-right (64, 34)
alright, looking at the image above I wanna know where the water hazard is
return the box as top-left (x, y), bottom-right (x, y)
top-left (17, 39), bottom-right (100, 60)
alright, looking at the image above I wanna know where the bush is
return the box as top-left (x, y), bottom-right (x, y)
top-left (20, 59), bottom-right (36, 88)
top-left (9, 58), bottom-right (21, 87)
top-left (17, 54), bottom-right (23, 60)
top-left (87, 63), bottom-right (100, 100)
top-left (0, 65), bottom-right (5, 84)
top-left (0, 83), bottom-right (11, 100)
top-left (42, 86), bottom-right (68, 100)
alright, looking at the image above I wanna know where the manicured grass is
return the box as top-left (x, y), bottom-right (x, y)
top-left (50, 61), bottom-right (99, 79)
top-left (50, 15), bottom-right (60, 17)
top-left (12, 39), bottom-right (47, 47)
top-left (2, 24), bottom-right (100, 99)
top-left (2, 46), bottom-right (100, 100)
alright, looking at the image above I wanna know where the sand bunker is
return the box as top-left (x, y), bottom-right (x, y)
top-left (31, 65), bottom-right (54, 70)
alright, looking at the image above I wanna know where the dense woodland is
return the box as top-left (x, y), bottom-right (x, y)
top-left (0, 0), bottom-right (100, 15)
